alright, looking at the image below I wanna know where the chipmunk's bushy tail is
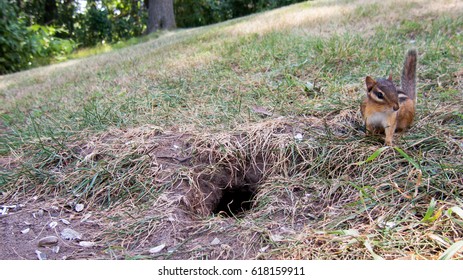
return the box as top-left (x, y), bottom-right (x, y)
top-left (401, 49), bottom-right (417, 102)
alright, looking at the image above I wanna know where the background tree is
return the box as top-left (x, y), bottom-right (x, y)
top-left (75, 0), bottom-right (113, 46)
top-left (146, 0), bottom-right (176, 34)
top-left (173, 0), bottom-right (306, 28)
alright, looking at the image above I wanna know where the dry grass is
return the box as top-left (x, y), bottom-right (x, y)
top-left (3, 106), bottom-right (462, 259)
top-left (225, 0), bottom-right (463, 37)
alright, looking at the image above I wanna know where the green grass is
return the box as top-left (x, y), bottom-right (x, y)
top-left (1, 0), bottom-right (463, 260)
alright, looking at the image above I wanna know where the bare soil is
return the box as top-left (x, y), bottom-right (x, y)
top-left (0, 198), bottom-right (105, 259)
top-left (2, 111), bottom-right (461, 260)
top-left (0, 116), bottom-right (331, 260)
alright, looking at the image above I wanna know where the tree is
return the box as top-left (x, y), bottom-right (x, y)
top-left (0, 1), bottom-right (33, 74)
top-left (146, 0), bottom-right (176, 34)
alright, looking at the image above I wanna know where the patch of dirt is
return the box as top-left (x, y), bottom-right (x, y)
top-left (0, 198), bottom-right (105, 260)
top-left (6, 111), bottom-right (443, 260)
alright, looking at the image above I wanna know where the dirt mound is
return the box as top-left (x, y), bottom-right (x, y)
top-left (2, 110), bottom-right (462, 259)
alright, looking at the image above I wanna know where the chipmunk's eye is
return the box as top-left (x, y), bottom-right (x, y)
top-left (374, 91), bottom-right (384, 99)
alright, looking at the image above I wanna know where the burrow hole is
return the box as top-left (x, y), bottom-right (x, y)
top-left (212, 185), bottom-right (257, 217)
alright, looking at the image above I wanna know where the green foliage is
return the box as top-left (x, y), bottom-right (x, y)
top-left (28, 25), bottom-right (77, 61)
top-left (74, 1), bottom-right (147, 47)
top-left (2, 0), bottom-right (306, 74)
top-left (174, 0), bottom-right (307, 28)
top-left (174, 0), bottom-right (224, 27)
top-left (0, 1), bottom-right (76, 74)
top-left (75, 4), bottom-right (113, 47)
top-left (0, 1), bottom-right (34, 74)
top-left (103, 0), bottom-right (146, 41)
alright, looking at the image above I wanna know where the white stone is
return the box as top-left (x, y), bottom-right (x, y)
top-left (149, 244), bottom-right (166, 254)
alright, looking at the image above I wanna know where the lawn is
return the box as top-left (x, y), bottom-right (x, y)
top-left (1, 0), bottom-right (462, 259)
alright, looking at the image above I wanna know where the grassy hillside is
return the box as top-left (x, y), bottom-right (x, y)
top-left (1, 0), bottom-right (463, 259)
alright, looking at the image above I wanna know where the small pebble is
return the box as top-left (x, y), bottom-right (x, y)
top-left (270, 234), bottom-right (284, 242)
top-left (210, 237), bottom-right (221, 245)
top-left (33, 209), bottom-right (44, 218)
top-left (35, 250), bottom-right (47, 260)
top-left (52, 246), bottom-right (60, 254)
top-left (149, 244), bottom-right (166, 254)
top-left (260, 245), bottom-right (270, 252)
top-left (75, 204), bottom-right (84, 212)
top-left (79, 241), bottom-right (96, 248)
top-left (38, 236), bottom-right (59, 247)
top-left (61, 228), bottom-right (82, 240)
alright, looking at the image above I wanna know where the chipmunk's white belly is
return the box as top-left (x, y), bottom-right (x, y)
top-left (368, 111), bottom-right (389, 128)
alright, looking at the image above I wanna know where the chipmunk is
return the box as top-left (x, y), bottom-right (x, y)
top-left (360, 49), bottom-right (417, 146)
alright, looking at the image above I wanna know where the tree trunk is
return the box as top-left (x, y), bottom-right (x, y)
top-left (43, 0), bottom-right (57, 25)
top-left (146, 0), bottom-right (176, 34)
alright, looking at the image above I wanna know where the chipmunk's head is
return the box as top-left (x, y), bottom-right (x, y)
top-left (365, 75), bottom-right (400, 111)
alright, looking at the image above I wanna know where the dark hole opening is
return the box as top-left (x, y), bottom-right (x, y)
top-left (212, 185), bottom-right (256, 217)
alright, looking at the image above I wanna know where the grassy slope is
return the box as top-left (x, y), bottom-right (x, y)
top-left (1, 0), bottom-right (463, 259)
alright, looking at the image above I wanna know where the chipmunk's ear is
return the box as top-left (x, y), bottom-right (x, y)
top-left (365, 76), bottom-right (376, 92)
top-left (388, 73), bottom-right (393, 81)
